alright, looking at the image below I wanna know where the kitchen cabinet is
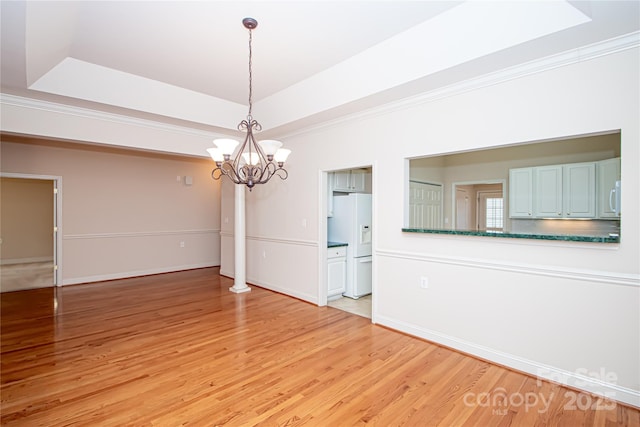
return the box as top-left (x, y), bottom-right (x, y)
top-left (534, 165), bottom-right (563, 217)
top-left (563, 162), bottom-right (596, 218)
top-left (333, 169), bottom-right (366, 192)
top-left (327, 246), bottom-right (347, 299)
top-left (510, 161), bottom-right (596, 219)
top-left (509, 167), bottom-right (533, 218)
top-left (597, 157), bottom-right (621, 219)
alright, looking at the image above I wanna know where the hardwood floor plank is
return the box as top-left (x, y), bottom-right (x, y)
top-left (2, 267), bottom-right (638, 426)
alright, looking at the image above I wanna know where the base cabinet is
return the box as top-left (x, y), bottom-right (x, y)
top-left (327, 246), bottom-right (347, 298)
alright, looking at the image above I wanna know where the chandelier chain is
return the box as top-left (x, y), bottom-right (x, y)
top-left (248, 27), bottom-right (253, 118)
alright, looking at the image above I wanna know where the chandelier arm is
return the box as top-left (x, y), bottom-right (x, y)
top-left (221, 162), bottom-right (244, 185)
top-left (274, 168), bottom-right (289, 181)
top-left (253, 162), bottom-right (275, 185)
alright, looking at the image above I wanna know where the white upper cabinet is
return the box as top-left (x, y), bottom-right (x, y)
top-left (509, 168), bottom-right (534, 218)
top-left (534, 165), bottom-right (563, 218)
top-left (333, 169), bottom-right (366, 192)
top-left (597, 157), bottom-right (621, 219)
top-left (510, 161), bottom-right (598, 219)
top-left (563, 162), bottom-right (596, 218)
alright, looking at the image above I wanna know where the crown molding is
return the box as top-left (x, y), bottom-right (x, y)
top-left (2, 31), bottom-right (638, 143)
top-left (0, 93), bottom-right (228, 139)
top-left (277, 31), bottom-right (640, 140)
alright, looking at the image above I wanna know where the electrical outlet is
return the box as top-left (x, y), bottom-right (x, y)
top-left (180, 241), bottom-right (185, 248)
top-left (420, 276), bottom-right (429, 289)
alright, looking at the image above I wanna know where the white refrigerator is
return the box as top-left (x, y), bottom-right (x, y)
top-left (328, 193), bottom-right (372, 299)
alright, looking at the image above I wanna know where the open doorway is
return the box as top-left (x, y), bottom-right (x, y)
top-left (323, 166), bottom-right (373, 319)
top-left (0, 174), bottom-right (62, 292)
top-left (452, 181), bottom-right (505, 231)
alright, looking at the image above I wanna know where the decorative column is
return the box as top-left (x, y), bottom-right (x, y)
top-left (230, 183), bottom-right (251, 293)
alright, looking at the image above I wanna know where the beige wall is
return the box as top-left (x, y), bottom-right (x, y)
top-left (0, 177), bottom-right (53, 262)
top-left (0, 139), bottom-right (221, 284)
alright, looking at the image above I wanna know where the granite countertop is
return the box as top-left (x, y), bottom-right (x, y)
top-left (328, 241), bottom-right (348, 248)
top-left (401, 228), bottom-right (620, 243)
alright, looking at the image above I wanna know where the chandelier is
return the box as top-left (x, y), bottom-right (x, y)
top-left (207, 17), bottom-right (290, 191)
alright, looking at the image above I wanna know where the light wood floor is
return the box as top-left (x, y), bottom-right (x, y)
top-left (1, 267), bottom-right (638, 426)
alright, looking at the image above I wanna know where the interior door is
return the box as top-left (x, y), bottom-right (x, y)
top-left (409, 181), bottom-right (442, 229)
top-left (455, 188), bottom-right (470, 230)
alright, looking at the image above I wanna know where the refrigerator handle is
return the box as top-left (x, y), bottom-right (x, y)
top-left (358, 258), bottom-right (372, 264)
top-left (609, 188), bottom-right (616, 212)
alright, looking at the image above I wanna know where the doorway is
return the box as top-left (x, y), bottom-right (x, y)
top-left (452, 181), bottom-right (505, 231)
top-left (322, 166), bottom-right (373, 320)
top-left (0, 174), bottom-right (62, 292)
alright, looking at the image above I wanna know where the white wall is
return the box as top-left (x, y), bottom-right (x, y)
top-left (230, 47), bottom-right (640, 406)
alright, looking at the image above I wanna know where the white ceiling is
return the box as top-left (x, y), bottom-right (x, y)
top-left (1, 1), bottom-right (639, 139)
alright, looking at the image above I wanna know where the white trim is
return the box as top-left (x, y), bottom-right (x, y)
top-left (218, 267), bottom-right (319, 304)
top-left (2, 33), bottom-right (637, 148)
top-left (246, 276), bottom-right (318, 304)
top-left (376, 249), bottom-right (639, 288)
top-left (0, 172), bottom-right (63, 287)
top-left (0, 257), bottom-right (53, 266)
top-left (62, 263), bottom-right (217, 286)
top-left (219, 231), bottom-right (317, 247)
top-left (277, 32), bottom-right (640, 140)
top-left (376, 314), bottom-right (640, 408)
top-left (64, 229), bottom-right (220, 240)
top-left (0, 93), bottom-right (227, 142)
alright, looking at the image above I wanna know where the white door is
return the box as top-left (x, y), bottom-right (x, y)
top-left (409, 181), bottom-right (442, 229)
top-left (455, 188), bottom-right (470, 230)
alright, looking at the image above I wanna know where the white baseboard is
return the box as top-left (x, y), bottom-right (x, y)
top-left (247, 277), bottom-right (318, 305)
top-left (62, 263), bottom-right (218, 286)
top-left (376, 314), bottom-right (640, 409)
top-left (221, 270), bottom-right (318, 304)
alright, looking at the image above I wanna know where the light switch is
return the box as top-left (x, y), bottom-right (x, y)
top-left (184, 176), bottom-right (193, 186)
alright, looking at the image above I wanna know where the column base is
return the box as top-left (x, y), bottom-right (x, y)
top-left (229, 286), bottom-right (251, 294)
